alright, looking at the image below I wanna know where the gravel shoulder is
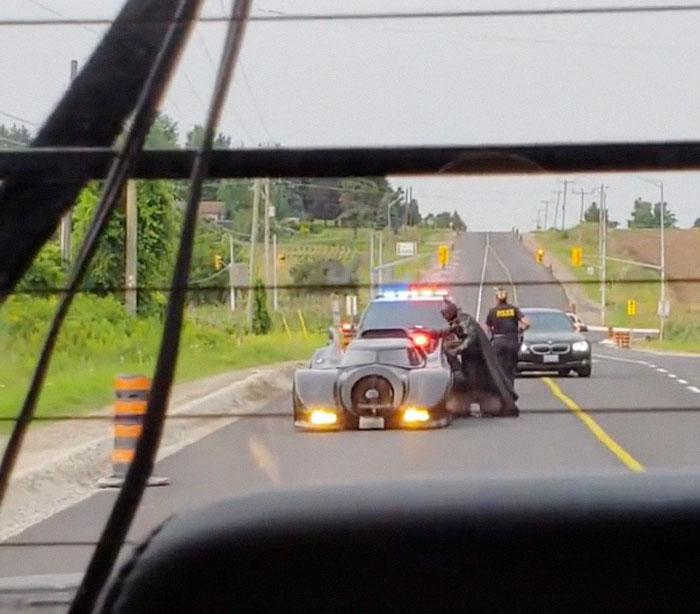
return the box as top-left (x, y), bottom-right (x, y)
top-left (0, 361), bottom-right (303, 541)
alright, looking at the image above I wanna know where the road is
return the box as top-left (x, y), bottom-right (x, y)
top-left (2, 231), bottom-right (700, 578)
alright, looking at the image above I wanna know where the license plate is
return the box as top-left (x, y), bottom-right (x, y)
top-left (543, 354), bottom-right (560, 363)
top-left (359, 416), bottom-right (385, 430)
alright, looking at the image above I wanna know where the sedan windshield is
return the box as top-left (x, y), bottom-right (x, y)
top-left (526, 312), bottom-right (575, 332)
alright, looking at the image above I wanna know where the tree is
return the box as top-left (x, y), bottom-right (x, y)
top-left (252, 278), bottom-right (271, 334)
top-left (694, 217), bottom-right (700, 228)
top-left (0, 123), bottom-right (31, 148)
top-left (451, 211), bottom-right (466, 231)
top-left (628, 198), bottom-right (676, 228)
top-left (145, 112), bottom-right (179, 149)
top-left (71, 180), bottom-right (177, 315)
top-left (584, 201), bottom-right (600, 223)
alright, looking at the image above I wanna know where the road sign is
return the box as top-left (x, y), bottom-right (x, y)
top-left (213, 254), bottom-right (223, 270)
top-left (438, 244), bottom-right (449, 267)
top-left (345, 294), bottom-right (358, 316)
top-left (535, 247), bottom-right (545, 263)
top-left (571, 246), bottom-right (582, 266)
top-left (626, 299), bottom-right (636, 316)
top-left (657, 300), bottom-right (670, 318)
top-left (396, 241), bottom-right (417, 257)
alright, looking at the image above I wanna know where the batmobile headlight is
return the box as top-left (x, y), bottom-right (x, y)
top-left (520, 342), bottom-right (529, 353)
top-left (402, 407), bottom-right (430, 424)
top-left (309, 408), bottom-right (338, 425)
top-left (572, 341), bottom-right (590, 352)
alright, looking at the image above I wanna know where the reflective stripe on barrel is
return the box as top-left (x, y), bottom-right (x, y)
top-left (112, 375), bottom-right (149, 477)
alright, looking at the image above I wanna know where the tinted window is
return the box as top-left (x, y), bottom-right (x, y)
top-left (378, 348), bottom-right (422, 368)
top-left (360, 301), bottom-right (445, 330)
top-left (526, 312), bottom-right (575, 332)
top-left (340, 349), bottom-right (377, 367)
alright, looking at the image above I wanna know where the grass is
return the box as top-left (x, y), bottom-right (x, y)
top-left (534, 224), bottom-right (700, 351)
top-left (0, 294), bottom-right (322, 424)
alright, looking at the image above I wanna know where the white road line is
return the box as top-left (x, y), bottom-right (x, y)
top-left (688, 386), bottom-right (700, 393)
top-left (648, 364), bottom-right (657, 368)
top-left (487, 241), bottom-right (519, 305)
top-left (678, 379), bottom-right (689, 385)
top-left (656, 368), bottom-right (668, 373)
top-left (667, 373), bottom-right (677, 379)
top-left (475, 232), bottom-right (490, 321)
top-left (595, 354), bottom-right (648, 365)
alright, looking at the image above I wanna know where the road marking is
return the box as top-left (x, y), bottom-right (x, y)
top-left (541, 377), bottom-right (645, 473)
top-left (487, 241), bottom-right (519, 304)
top-left (688, 386), bottom-right (700, 394)
top-left (596, 353), bottom-right (647, 366)
top-left (248, 435), bottom-right (280, 484)
top-left (475, 231), bottom-right (490, 320)
top-left (648, 364), bottom-right (657, 368)
top-left (667, 373), bottom-right (677, 379)
top-left (656, 368), bottom-right (668, 373)
top-left (678, 379), bottom-right (688, 385)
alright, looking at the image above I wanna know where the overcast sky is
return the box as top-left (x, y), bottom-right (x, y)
top-left (2, 0), bottom-right (700, 229)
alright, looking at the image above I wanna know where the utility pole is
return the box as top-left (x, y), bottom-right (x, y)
top-left (659, 181), bottom-right (666, 340)
top-left (540, 200), bottom-right (551, 229)
top-left (573, 188), bottom-right (591, 223)
top-left (263, 178), bottom-right (271, 292)
top-left (246, 179), bottom-right (261, 331)
top-left (272, 232), bottom-right (279, 311)
top-left (558, 180), bottom-right (572, 230)
top-left (59, 59), bottom-right (78, 265)
top-left (599, 185), bottom-right (608, 326)
top-left (125, 180), bottom-right (138, 316)
top-left (369, 228), bottom-right (375, 296)
top-left (536, 208), bottom-right (543, 230)
top-left (552, 190), bottom-right (561, 229)
top-left (228, 234), bottom-right (236, 311)
top-left (377, 231), bottom-right (383, 287)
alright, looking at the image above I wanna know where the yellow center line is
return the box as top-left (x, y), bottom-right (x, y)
top-left (541, 377), bottom-right (645, 472)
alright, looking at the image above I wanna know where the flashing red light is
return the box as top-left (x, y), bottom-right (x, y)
top-left (341, 322), bottom-right (353, 332)
top-left (411, 332), bottom-right (430, 348)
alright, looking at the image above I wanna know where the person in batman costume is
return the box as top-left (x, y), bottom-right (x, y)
top-left (439, 297), bottom-right (519, 417)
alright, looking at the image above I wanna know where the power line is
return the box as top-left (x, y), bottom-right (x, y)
top-left (22, 0), bottom-right (100, 34)
top-left (4, 4), bottom-right (700, 26)
top-left (238, 60), bottom-right (273, 141)
top-left (0, 110), bottom-right (38, 126)
top-left (195, 30), bottom-right (255, 142)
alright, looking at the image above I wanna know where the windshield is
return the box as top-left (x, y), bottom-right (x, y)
top-left (526, 312), bottom-right (576, 333)
top-left (3, 2), bottom-right (700, 609)
top-left (360, 301), bottom-right (445, 330)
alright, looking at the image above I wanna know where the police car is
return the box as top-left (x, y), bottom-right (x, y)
top-left (355, 284), bottom-right (451, 357)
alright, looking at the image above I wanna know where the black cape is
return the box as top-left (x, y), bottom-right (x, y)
top-left (445, 318), bottom-right (519, 416)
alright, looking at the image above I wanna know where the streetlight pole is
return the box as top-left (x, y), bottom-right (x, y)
top-left (541, 200), bottom-right (551, 229)
top-left (637, 177), bottom-right (667, 339)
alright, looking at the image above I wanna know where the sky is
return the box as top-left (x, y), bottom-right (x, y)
top-left (1, 0), bottom-right (700, 229)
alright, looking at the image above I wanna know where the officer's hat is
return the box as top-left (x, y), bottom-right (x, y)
top-left (494, 287), bottom-right (508, 301)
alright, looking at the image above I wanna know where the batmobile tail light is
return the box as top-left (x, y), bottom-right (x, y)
top-left (402, 407), bottom-right (430, 424)
top-left (341, 322), bottom-right (354, 332)
top-left (309, 409), bottom-right (338, 425)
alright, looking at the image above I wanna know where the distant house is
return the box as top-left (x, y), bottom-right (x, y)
top-left (198, 201), bottom-right (225, 222)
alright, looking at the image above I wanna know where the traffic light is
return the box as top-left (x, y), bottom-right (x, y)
top-left (535, 247), bottom-right (545, 263)
top-left (213, 254), bottom-right (223, 270)
top-left (626, 299), bottom-right (636, 316)
top-left (438, 244), bottom-right (449, 268)
top-left (571, 246), bottom-right (582, 267)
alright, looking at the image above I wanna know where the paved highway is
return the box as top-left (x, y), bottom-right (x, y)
top-left (2, 231), bottom-right (700, 578)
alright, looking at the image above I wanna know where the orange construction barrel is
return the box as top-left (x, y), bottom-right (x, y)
top-left (98, 375), bottom-right (169, 488)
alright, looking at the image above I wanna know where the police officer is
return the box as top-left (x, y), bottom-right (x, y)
top-left (485, 288), bottom-right (529, 388)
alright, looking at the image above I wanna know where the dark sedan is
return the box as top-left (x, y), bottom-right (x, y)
top-left (517, 308), bottom-right (592, 377)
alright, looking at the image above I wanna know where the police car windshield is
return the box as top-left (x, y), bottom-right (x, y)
top-left (527, 312), bottom-right (575, 332)
top-left (361, 301), bottom-right (445, 330)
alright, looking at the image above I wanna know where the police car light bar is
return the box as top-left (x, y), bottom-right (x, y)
top-left (376, 285), bottom-right (448, 300)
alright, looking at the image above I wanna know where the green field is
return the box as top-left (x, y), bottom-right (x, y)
top-left (533, 224), bottom-right (699, 350)
top-left (0, 294), bottom-right (322, 424)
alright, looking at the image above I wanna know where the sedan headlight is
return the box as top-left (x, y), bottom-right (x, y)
top-left (520, 342), bottom-right (529, 353)
top-left (572, 340), bottom-right (590, 352)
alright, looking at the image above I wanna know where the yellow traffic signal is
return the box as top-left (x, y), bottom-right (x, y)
top-left (438, 244), bottom-right (449, 268)
top-left (571, 246), bottom-right (582, 267)
top-left (627, 299), bottom-right (636, 316)
top-left (213, 254), bottom-right (223, 270)
top-left (535, 247), bottom-right (545, 263)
